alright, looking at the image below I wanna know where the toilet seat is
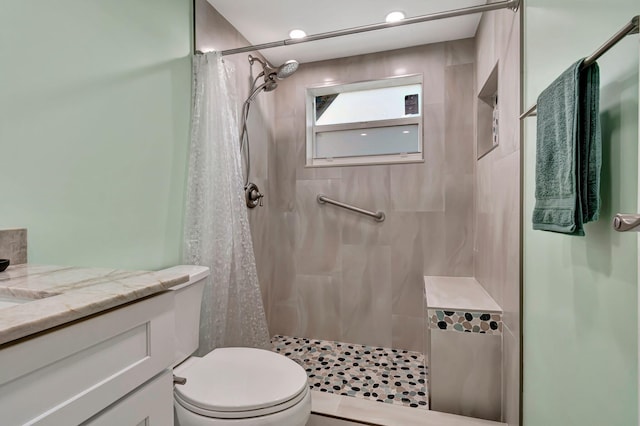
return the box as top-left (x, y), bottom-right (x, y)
top-left (174, 347), bottom-right (309, 420)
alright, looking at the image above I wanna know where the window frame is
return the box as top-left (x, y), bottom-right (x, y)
top-left (305, 74), bottom-right (424, 167)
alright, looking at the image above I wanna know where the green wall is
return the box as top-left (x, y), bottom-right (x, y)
top-left (523, 2), bottom-right (639, 425)
top-left (0, 0), bottom-right (193, 270)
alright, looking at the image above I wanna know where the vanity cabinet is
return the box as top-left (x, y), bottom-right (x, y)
top-left (0, 291), bottom-right (175, 425)
top-left (84, 371), bottom-right (173, 426)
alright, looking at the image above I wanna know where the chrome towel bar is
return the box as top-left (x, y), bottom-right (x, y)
top-left (612, 213), bottom-right (640, 232)
top-left (520, 15), bottom-right (639, 119)
top-left (317, 194), bottom-right (385, 222)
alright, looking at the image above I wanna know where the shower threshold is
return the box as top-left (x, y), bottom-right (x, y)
top-left (271, 335), bottom-right (428, 410)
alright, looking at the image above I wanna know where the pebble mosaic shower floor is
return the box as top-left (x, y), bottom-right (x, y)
top-left (271, 335), bottom-right (429, 409)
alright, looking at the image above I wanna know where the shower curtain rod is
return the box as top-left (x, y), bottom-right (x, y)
top-left (219, 0), bottom-right (520, 57)
top-left (520, 15), bottom-right (639, 119)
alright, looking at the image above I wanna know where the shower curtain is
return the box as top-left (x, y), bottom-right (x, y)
top-left (184, 51), bottom-right (271, 354)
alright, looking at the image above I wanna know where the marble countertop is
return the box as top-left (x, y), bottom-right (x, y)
top-left (424, 276), bottom-right (502, 313)
top-left (0, 264), bottom-right (190, 346)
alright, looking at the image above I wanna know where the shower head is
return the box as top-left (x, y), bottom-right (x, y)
top-left (248, 55), bottom-right (299, 81)
top-left (276, 60), bottom-right (299, 79)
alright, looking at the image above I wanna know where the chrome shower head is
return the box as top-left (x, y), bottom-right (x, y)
top-left (276, 60), bottom-right (299, 79)
top-left (248, 55), bottom-right (299, 81)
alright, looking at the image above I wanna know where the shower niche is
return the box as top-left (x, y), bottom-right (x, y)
top-left (477, 63), bottom-right (499, 160)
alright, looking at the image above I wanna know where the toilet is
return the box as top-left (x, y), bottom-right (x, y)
top-left (167, 266), bottom-right (311, 425)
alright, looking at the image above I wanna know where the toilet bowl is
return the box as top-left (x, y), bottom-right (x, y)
top-left (165, 266), bottom-right (311, 426)
top-left (173, 347), bottom-right (311, 425)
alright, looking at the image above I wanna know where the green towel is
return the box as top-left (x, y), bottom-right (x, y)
top-left (532, 59), bottom-right (602, 236)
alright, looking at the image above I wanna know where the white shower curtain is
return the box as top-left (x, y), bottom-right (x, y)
top-left (184, 51), bottom-right (271, 354)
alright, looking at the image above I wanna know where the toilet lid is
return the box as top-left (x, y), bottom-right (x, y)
top-left (174, 347), bottom-right (309, 419)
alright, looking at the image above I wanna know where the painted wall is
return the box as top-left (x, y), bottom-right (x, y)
top-left (0, 0), bottom-right (192, 270)
top-left (267, 40), bottom-right (477, 352)
top-left (523, 2), bottom-right (639, 425)
top-left (474, 7), bottom-right (521, 426)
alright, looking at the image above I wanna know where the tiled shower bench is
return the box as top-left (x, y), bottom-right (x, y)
top-left (424, 276), bottom-right (503, 422)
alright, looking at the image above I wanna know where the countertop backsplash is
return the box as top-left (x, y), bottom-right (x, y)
top-left (0, 229), bottom-right (27, 265)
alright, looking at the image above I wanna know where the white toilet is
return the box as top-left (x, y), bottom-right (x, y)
top-left (167, 266), bottom-right (311, 425)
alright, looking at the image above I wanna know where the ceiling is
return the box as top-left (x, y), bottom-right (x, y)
top-left (206, 0), bottom-right (489, 65)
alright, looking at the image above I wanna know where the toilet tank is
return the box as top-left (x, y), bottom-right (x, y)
top-left (161, 265), bottom-right (210, 366)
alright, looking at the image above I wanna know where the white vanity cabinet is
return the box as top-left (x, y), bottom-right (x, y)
top-left (0, 291), bottom-right (175, 426)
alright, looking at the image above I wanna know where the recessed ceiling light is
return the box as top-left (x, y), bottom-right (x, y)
top-left (289, 29), bottom-right (307, 39)
top-left (385, 11), bottom-right (405, 23)
top-left (360, 133), bottom-right (367, 136)
top-left (402, 130), bottom-right (410, 134)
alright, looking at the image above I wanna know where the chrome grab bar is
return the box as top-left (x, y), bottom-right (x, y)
top-left (317, 194), bottom-right (385, 222)
top-left (612, 213), bottom-right (640, 232)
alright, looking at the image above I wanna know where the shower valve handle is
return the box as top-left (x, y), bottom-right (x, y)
top-left (245, 182), bottom-right (264, 209)
top-left (252, 189), bottom-right (264, 207)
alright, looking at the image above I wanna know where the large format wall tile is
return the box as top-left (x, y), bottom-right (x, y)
top-left (424, 100), bottom-right (446, 164)
top-left (381, 43), bottom-right (446, 105)
top-left (392, 314), bottom-right (425, 353)
top-left (340, 244), bottom-right (392, 348)
top-left (421, 212), bottom-right (449, 276)
top-left (502, 324), bottom-right (520, 426)
top-left (497, 16), bottom-right (521, 157)
top-left (247, 176), bottom-right (272, 312)
top-left (444, 173), bottom-right (475, 276)
top-left (445, 38), bottom-right (476, 66)
top-left (475, 9), bottom-right (496, 90)
top-left (445, 63), bottom-right (475, 176)
top-left (430, 330), bottom-right (502, 421)
top-left (271, 116), bottom-right (298, 212)
top-left (296, 274), bottom-right (342, 341)
top-left (494, 151), bottom-right (520, 334)
top-left (294, 179), bottom-right (343, 275)
top-left (339, 165), bottom-right (390, 245)
top-left (390, 162), bottom-right (444, 212)
top-left (269, 212), bottom-right (300, 337)
top-left (388, 212), bottom-right (425, 317)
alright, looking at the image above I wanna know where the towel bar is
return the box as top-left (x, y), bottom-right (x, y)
top-left (520, 15), bottom-right (639, 119)
top-left (612, 213), bottom-right (640, 232)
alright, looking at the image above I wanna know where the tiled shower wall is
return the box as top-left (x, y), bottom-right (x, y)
top-left (267, 41), bottom-right (477, 352)
top-left (474, 9), bottom-right (521, 426)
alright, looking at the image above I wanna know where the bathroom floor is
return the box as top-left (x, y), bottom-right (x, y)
top-left (272, 335), bottom-right (428, 410)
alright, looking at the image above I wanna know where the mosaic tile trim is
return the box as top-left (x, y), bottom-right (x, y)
top-left (272, 335), bottom-right (428, 410)
top-left (428, 309), bottom-right (502, 335)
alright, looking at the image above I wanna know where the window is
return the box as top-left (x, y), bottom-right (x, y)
top-left (306, 75), bottom-right (423, 167)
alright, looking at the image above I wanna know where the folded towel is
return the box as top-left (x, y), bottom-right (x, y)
top-left (532, 59), bottom-right (602, 236)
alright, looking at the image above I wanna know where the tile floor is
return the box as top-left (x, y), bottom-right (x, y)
top-left (272, 335), bottom-right (429, 409)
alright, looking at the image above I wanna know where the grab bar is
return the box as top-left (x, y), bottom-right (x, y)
top-left (612, 213), bottom-right (640, 232)
top-left (317, 194), bottom-right (385, 222)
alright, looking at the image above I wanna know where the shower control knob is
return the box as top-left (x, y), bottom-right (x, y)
top-left (245, 182), bottom-right (264, 209)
